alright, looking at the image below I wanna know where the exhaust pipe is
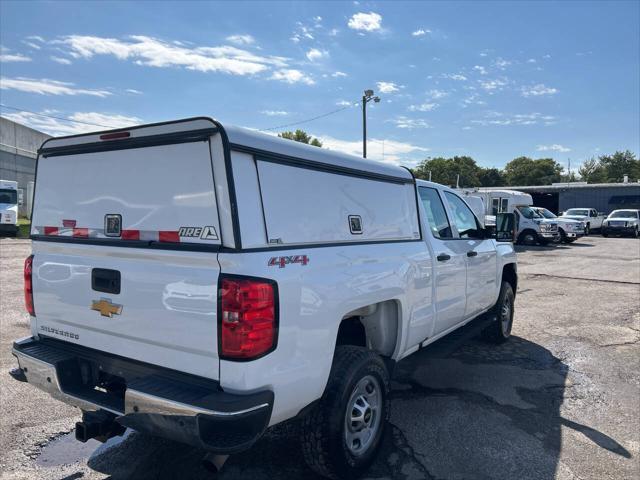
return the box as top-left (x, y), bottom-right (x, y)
top-left (202, 453), bottom-right (229, 473)
top-left (75, 410), bottom-right (125, 443)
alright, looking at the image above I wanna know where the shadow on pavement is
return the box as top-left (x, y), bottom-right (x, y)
top-left (84, 335), bottom-right (629, 480)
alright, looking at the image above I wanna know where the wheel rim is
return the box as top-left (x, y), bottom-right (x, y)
top-left (500, 295), bottom-right (513, 337)
top-left (344, 375), bottom-right (382, 457)
top-left (524, 233), bottom-right (536, 245)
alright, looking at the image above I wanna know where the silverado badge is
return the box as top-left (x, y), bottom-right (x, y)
top-left (91, 298), bottom-right (122, 318)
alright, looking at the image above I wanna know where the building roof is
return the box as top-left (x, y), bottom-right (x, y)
top-left (481, 182), bottom-right (640, 192)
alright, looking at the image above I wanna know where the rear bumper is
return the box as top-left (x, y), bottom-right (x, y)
top-left (11, 336), bottom-right (273, 453)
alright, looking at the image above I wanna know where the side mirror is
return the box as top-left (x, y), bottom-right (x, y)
top-left (489, 212), bottom-right (516, 242)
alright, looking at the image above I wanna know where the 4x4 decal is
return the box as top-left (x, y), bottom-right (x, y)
top-left (268, 255), bottom-right (309, 268)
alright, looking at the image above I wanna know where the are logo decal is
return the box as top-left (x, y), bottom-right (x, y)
top-left (178, 226), bottom-right (219, 240)
top-left (268, 255), bottom-right (309, 268)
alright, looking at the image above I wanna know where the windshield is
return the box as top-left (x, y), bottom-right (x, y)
top-left (0, 189), bottom-right (18, 204)
top-left (609, 210), bottom-right (639, 219)
top-left (516, 205), bottom-right (542, 219)
top-left (537, 208), bottom-right (557, 219)
top-left (564, 209), bottom-right (589, 216)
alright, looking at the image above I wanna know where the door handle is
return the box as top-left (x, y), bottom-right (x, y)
top-left (467, 251), bottom-right (478, 257)
top-left (436, 253), bottom-right (451, 262)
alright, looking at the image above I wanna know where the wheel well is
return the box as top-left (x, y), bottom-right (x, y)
top-left (336, 300), bottom-right (400, 358)
top-left (502, 263), bottom-right (518, 295)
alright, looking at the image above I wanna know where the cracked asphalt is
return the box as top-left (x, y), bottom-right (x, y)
top-left (1, 236), bottom-right (639, 479)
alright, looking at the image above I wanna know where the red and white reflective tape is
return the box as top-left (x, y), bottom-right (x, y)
top-left (34, 226), bottom-right (181, 243)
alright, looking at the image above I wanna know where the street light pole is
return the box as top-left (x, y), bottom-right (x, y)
top-left (361, 89), bottom-right (380, 158)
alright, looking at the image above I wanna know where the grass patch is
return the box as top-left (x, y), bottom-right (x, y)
top-left (17, 218), bottom-right (31, 238)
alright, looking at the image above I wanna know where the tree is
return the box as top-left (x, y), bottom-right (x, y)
top-left (278, 129), bottom-right (323, 147)
top-left (578, 157), bottom-right (607, 183)
top-left (503, 156), bottom-right (564, 186)
top-left (413, 156), bottom-right (481, 187)
top-left (597, 150), bottom-right (640, 182)
top-left (478, 168), bottom-right (506, 187)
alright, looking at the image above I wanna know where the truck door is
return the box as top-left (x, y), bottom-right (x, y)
top-left (417, 186), bottom-right (467, 336)
top-left (443, 191), bottom-right (498, 317)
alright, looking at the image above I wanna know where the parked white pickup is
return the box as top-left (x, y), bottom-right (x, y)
top-left (11, 117), bottom-right (518, 479)
top-left (560, 208), bottom-right (606, 235)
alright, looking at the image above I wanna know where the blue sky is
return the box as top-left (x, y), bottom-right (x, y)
top-left (1, 1), bottom-right (638, 171)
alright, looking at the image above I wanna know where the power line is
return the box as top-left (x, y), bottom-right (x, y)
top-left (0, 104), bottom-right (117, 128)
top-left (260, 102), bottom-right (358, 132)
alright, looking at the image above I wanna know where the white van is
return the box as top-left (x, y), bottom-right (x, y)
top-left (12, 118), bottom-right (518, 479)
top-left (462, 189), bottom-right (559, 245)
top-left (0, 179), bottom-right (19, 236)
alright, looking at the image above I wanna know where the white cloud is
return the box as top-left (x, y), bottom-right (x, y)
top-left (392, 116), bottom-right (430, 129)
top-left (328, 28), bottom-right (339, 37)
top-left (50, 56), bottom-right (72, 65)
top-left (125, 88), bottom-right (143, 94)
top-left (0, 77), bottom-right (111, 97)
top-left (270, 69), bottom-right (315, 85)
top-left (471, 112), bottom-right (556, 127)
top-left (536, 144), bottom-right (571, 153)
top-left (261, 110), bottom-right (289, 116)
top-left (426, 89), bottom-right (448, 99)
top-left (59, 35), bottom-right (288, 76)
top-left (1, 110), bottom-right (141, 136)
top-left (0, 47), bottom-right (31, 62)
top-left (479, 52), bottom-right (488, 57)
top-left (493, 58), bottom-right (511, 70)
top-left (527, 58), bottom-right (537, 63)
top-left (225, 34), bottom-right (255, 46)
top-left (336, 100), bottom-right (353, 106)
top-left (348, 12), bottom-right (382, 32)
top-left (22, 41), bottom-right (41, 50)
top-left (306, 48), bottom-right (328, 61)
top-left (543, 54), bottom-right (552, 59)
top-left (412, 28), bottom-right (430, 37)
top-left (444, 74), bottom-right (467, 81)
top-left (377, 81), bottom-right (401, 93)
top-left (331, 71), bottom-right (347, 78)
top-left (318, 134), bottom-right (428, 166)
top-left (473, 65), bottom-right (487, 75)
top-left (521, 83), bottom-right (558, 97)
top-left (479, 78), bottom-right (508, 93)
top-left (408, 102), bottom-right (438, 112)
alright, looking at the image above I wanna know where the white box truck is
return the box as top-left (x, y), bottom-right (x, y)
top-left (11, 118), bottom-right (518, 479)
top-left (0, 179), bottom-right (19, 236)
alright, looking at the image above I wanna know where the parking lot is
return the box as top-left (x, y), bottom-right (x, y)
top-left (1, 236), bottom-right (638, 480)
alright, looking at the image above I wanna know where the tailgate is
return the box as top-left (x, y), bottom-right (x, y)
top-left (30, 123), bottom-right (222, 380)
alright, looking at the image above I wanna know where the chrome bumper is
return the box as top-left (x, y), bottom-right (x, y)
top-left (11, 336), bottom-right (273, 453)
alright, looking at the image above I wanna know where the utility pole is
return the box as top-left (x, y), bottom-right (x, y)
top-left (362, 89), bottom-right (380, 158)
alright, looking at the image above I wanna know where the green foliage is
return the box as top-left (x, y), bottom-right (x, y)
top-left (503, 156), bottom-right (564, 186)
top-left (278, 129), bottom-right (323, 147)
top-left (413, 156), bottom-right (505, 188)
top-left (597, 150), bottom-right (640, 182)
top-left (578, 157), bottom-right (606, 183)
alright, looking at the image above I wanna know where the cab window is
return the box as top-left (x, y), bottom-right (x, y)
top-left (444, 191), bottom-right (483, 239)
top-left (418, 187), bottom-right (453, 239)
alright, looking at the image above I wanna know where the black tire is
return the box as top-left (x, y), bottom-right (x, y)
top-left (558, 229), bottom-right (567, 243)
top-left (517, 230), bottom-right (538, 245)
top-left (482, 281), bottom-right (515, 344)
top-left (584, 223), bottom-right (590, 236)
top-left (301, 346), bottom-right (390, 480)
top-left (566, 238), bottom-right (577, 243)
top-left (602, 230), bottom-right (608, 237)
top-left (634, 227), bottom-right (639, 239)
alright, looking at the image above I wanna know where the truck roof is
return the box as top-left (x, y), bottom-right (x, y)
top-left (38, 117), bottom-right (414, 184)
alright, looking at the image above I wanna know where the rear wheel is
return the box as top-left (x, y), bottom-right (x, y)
top-left (301, 346), bottom-right (389, 479)
top-left (634, 226), bottom-right (639, 238)
top-left (482, 281), bottom-right (515, 344)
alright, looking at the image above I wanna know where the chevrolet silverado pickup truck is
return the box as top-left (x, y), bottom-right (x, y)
top-left (560, 208), bottom-right (606, 235)
top-left (10, 118), bottom-right (517, 479)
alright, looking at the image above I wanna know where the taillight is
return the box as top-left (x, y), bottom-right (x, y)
top-left (24, 255), bottom-right (35, 316)
top-left (219, 276), bottom-right (277, 360)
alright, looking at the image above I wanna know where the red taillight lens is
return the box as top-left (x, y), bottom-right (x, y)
top-left (219, 276), bottom-right (277, 360)
top-left (24, 255), bottom-right (35, 316)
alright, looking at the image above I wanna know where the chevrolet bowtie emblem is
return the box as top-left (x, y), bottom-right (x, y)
top-left (91, 298), bottom-right (122, 318)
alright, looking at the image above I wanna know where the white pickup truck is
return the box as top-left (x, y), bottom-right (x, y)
top-left (11, 118), bottom-right (517, 479)
top-left (560, 208), bottom-right (606, 235)
top-left (0, 179), bottom-right (19, 236)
